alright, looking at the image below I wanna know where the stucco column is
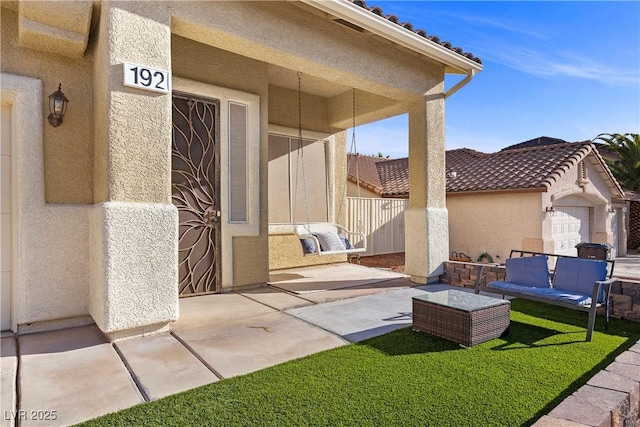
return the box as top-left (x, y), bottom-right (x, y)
top-left (404, 87), bottom-right (448, 284)
top-left (90, 4), bottom-right (178, 339)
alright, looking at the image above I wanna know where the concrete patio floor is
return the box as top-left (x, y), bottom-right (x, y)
top-left (0, 266), bottom-right (425, 427)
top-left (1, 262), bottom-right (639, 426)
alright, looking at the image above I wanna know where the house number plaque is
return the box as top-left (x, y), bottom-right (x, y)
top-left (123, 62), bottom-right (171, 94)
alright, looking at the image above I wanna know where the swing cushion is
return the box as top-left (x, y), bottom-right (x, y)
top-left (339, 234), bottom-right (353, 250)
top-left (300, 236), bottom-right (317, 254)
top-left (316, 231), bottom-right (346, 252)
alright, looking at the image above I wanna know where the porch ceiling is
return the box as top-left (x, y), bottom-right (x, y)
top-left (268, 65), bottom-right (351, 98)
top-left (268, 64), bottom-right (408, 129)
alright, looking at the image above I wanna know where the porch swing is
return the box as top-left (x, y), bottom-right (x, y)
top-left (293, 73), bottom-right (367, 257)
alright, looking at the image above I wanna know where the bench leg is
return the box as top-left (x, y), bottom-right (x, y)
top-left (586, 304), bottom-right (597, 342)
top-left (474, 265), bottom-right (488, 295)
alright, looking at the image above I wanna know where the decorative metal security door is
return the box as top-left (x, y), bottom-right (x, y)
top-left (171, 93), bottom-right (221, 296)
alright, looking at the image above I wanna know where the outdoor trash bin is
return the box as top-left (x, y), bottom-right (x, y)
top-left (576, 242), bottom-right (612, 260)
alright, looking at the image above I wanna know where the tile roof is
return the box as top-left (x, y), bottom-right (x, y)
top-left (348, 141), bottom-right (624, 197)
top-left (377, 157), bottom-right (409, 196)
top-left (445, 143), bottom-right (593, 193)
top-left (347, 155), bottom-right (410, 196)
top-left (502, 136), bottom-right (620, 161)
top-left (501, 136), bottom-right (569, 151)
top-left (350, 0), bottom-right (482, 65)
top-left (347, 154), bottom-right (386, 194)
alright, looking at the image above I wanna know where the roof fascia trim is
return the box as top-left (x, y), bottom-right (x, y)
top-left (301, 0), bottom-right (483, 75)
top-left (446, 188), bottom-right (547, 197)
top-left (585, 144), bottom-right (626, 198)
top-left (348, 175), bottom-right (383, 196)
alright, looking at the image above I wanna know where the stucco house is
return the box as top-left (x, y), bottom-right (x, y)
top-left (347, 138), bottom-right (628, 261)
top-left (1, 1), bottom-right (482, 337)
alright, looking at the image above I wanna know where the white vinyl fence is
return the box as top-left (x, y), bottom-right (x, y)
top-left (346, 197), bottom-right (408, 256)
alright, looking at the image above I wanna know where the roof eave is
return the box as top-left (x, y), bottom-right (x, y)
top-left (348, 175), bottom-right (384, 196)
top-left (586, 143), bottom-right (626, 199)
top-left (301, 0), bottom-right (483, 75)
top-left (446, 187), bottom-right (548, 196)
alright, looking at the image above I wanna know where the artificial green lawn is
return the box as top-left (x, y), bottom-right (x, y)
top-left (79, 299), bottom-right (640, 427)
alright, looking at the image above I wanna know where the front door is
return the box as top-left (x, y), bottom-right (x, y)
top-left (171, 93), bottom-right (221, 296)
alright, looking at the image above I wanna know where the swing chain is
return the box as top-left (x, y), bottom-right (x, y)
top-left (337, 88), bottom-right (361, 233)
top-left (293, 72), bottom-right (312, 232)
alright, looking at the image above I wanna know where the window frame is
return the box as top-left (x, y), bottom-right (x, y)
top-left (267, 126), bottom-right (334, 227)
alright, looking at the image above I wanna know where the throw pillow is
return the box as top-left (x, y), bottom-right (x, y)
top-left (300, 237), bottom-right (317, 254)
top-left (316, 231), bottom-right (346, 252)
top-left (338, 234), bottom-right (353, 250)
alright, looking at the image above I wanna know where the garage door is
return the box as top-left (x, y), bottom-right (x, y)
top-left (552, 207), bottom-right (590, 256)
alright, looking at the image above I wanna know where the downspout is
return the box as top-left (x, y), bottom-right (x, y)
top-left (444, 69), bottom-right (475, 99)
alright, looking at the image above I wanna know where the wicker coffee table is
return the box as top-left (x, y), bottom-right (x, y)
top-left (412, 290), bottom-right (510, 347)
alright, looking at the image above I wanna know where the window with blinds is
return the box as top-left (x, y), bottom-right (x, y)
top-left (268, 134), bottom-right (328, 224)
top-left (229, 102), bottom-right (248, 223)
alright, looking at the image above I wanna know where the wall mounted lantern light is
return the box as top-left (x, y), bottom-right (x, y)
top-left (545, 206), bottom-right (556, 214)
top-left (47, 83), bottom-right (68, 127)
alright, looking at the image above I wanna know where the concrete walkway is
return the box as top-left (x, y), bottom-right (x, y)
top-left (1, 265), bottom-right (639, 426)
top-left (614, 253), bottom-right (640, 280)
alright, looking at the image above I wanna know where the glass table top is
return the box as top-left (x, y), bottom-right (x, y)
top-left (413, 289), bottom-right (509, 312)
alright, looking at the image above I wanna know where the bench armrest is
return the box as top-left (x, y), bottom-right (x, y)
top-left (593, 277), bottom-right (618, 304)
top-left (334, 225), bottom-right (367, 250)
top-left (474, 263), bottom-right (505, 294)
top-left (297, 232), bottom-right (322, 255)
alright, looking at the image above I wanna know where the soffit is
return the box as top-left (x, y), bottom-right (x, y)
top-left (298, 0), bottom-right (482, 75)
top-left (268, 65), bottom-right (352, 98)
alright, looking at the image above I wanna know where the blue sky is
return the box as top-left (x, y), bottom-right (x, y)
top-left (356, 1), bottom-right (640, 157)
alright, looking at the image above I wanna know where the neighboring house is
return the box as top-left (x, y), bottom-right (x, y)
top-left (348, 138), bottom-right (628, 261)
top-left (1, 1), bottom-right (481, 336)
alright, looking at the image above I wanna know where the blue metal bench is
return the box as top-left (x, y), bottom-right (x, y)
top-left (474, 250), bottom-right (617, 342)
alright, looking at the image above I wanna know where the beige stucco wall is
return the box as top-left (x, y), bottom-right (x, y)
top-left (172, 35), bottom-right (268, 99)
top-left (1, 7), bottom-right (94, 204)
top-left (88, 3), bottom-right (178, 337)
top-left (405, 86), bottom-right (448, 283)
top-left (89, 202), bottom-right (178, 338)
top-left (447, 191), bottom-right (543, 262)
top-left (2, 73), bottom-right (93, 334)
top-left (93, 4), bottom-right (172, 204)
top-left (18, 1), bottom-right (92, 59)
top-left (269, 86), bottom-right (340, 135)
top-left (268, 232), bottom-right (347, 271)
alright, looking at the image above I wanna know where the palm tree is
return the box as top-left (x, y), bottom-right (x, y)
top-left (594, 133), bottom-right (640, 192)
